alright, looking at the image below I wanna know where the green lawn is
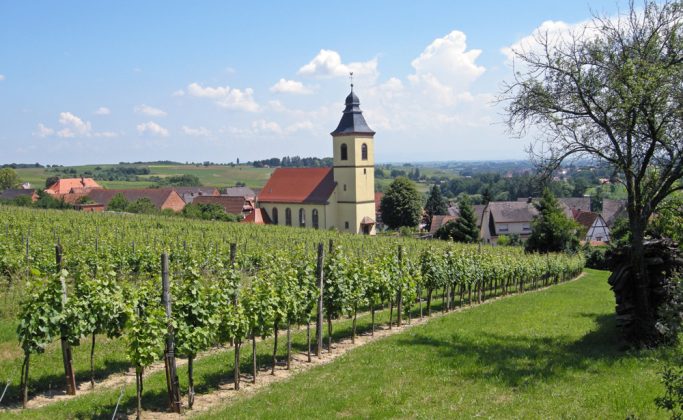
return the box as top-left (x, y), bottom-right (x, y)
top-left (200, 269), bottom-right (680, 419)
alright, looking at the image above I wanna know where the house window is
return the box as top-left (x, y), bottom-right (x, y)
top-left (299, 208), bottom-right (306, 227)
top-left (285, 208), bottom-right (292, 226)
top-left (312, 209), bottom-right (319, 229)
top-left (341, 143), bottom-right (348, 161)
top-left (343, 184), bottom-right (347, 191)
top-left (522, 224), bottom-right (531, 231)
top-left (361, 143), bottom-right (368, 160)
top-left (498, 224), bottom-right (509, 233)
top-left (364, 168), bottom-right (367, 174)
top-left (272, 207), bottom-right (279, 225)
top-left (345, 221), bottom-right (349, 229)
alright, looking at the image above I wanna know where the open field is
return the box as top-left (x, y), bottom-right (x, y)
top-left (200, 269), bottom-right (680, 419)
top-left (14, 165), bottom-right (274, 190)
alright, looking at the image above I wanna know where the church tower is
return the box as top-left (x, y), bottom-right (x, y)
top-left (331, 85), bottom-right (376, 235)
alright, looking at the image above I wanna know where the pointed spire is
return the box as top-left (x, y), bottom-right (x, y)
top-left (331, 84), bottom-right (375, 137)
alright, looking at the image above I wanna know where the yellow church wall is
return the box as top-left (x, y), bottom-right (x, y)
top-left (262, 202), bottom-right (334, 229)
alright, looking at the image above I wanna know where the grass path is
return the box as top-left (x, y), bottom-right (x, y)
top-left (199, 269), bottom-right (680, 419)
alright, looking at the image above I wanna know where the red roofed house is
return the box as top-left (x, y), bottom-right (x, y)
top-left (192, 195), bottom-right (252, 217)
top-left (574, 210), bottom-right (610, 243)
top-left (257, 87), bottom-right (377, 235)
top-left (85, 189), bottom-right (186, 212)
top-left (45, 177), bottom-right (103, 195)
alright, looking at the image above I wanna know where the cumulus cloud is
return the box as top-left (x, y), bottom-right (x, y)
top-left (137, 121), bottom-right (169, 137)
top-left (57, 112), bottom-right (92, 138)
top-left (33, 112), bottom-right (117, 139)
top-left (501, 20), bottom-right (584, 64)
top-left (182, 125), bottom-right (211, 137)
top-left (33, 123), bottom-right (54, 138)
top-left (186, 82), bottom-right (259, 112)
top-left (408, 30), bottom-right (485, 105)
top-left (298, 49), bottom-right (378, 79)
top-left (94, 106), bottom-right (111, 115)
top-left (172, 89), bottom-right (185, 97)
top-left (269, 78), bottom-right (313, 94)
top-left (134, 104), bottom-right (167, 117)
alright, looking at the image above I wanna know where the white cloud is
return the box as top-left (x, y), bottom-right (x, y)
top-left (285, 121), bottom-right (314, 134)
top-left (33, 123), bottom-right (54, 138)
top-left (0, 74), bottom-right (5, 81)
top-left (186, 82), bottom-right (259, 112)
top-left (137, 121), bottom-right (169, 137)
top-left (251, 119), bottom-right (282, 135)
top-left (501, 20), bottom-right (579, 64)
top-left (134, 104), bottom-right (167, 117)
top-left (298, 49), bottom-right (378, 79)
top-left (182, 125), bottom-right (211, 137)
top-left (58, 112), bottom-right (92, 137)
top-left (408, 30), bottom-right (485, 105)
top-left (94, 106), bottom-right (111, 115)
top-left (269, 78), bottom-right (313, 94)
top-left (94, 131), bottom-right (118, 138)
top-left (172, 89), bottom-right (185, 97)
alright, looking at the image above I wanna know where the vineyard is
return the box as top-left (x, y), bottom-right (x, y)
top-left (0, 205), bottom-right (584, 418)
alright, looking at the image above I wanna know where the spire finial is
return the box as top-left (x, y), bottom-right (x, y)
top-left (349, 71), bottom-right (354, 91)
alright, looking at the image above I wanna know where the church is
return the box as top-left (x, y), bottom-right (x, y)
top-left (257, 86), bottom-right (377, 235)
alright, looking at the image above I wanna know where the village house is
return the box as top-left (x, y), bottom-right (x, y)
top-left (0, 189), bottom-right (39, 203)
top-left (192, 195), bottom-right (253, 218)
top-left (481, 201), bottom-right (538, 244)
top-left (85, 189), bottom-right (186, 212)
top-left (172, 187), bottom-right (220, 204)
top-left (575, 210), bottom-right (611, 243)
top-left (257, 87), bottom-right (377, 235)
top-left (45, 177), bottom-right (103, 195)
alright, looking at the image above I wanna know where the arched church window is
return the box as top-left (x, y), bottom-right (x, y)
top-left (272, 207), bottom-right (279, 224)
top-left (341, 143), bottom-right (348, 161)
top-left (343, 184), bottom-right (347, 191)
top-left (299, 208), bottom-right (306, 227)
top-left (361, 143), bottom-right (368, 160)
top-left (285, 208), bottom-right (292, 226)
top-left (312, 209), bottom-right (319, 229)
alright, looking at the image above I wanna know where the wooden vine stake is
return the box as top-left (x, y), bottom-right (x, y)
top-left (56, 244), bottom-right (77, 396)
top-left (315, 242), bottom-right (324, 357)
top-left (230, 243), bottom-right (241, 391)
top-left (161, 253), bottom-right (182, 414)
top-left (396, 245), bottom-right (403, 327)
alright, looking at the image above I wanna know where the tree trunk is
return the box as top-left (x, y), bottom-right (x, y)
top-left (352, 305), bottom-right (357, 344)
top-left (629, 220), bottom-right (655, 344)
top-left (388, 299), bottom-right (393, 330)
top-left (271, 321), bottom-right (278, 375)
top-left (188, 356), bottom-right (194, 408)
top-left (418, 287), bottom-right (423, 319)
top-left (90, 333), bottom-right (96, 389)
top-left (397, 290), bottom-right (403, 327)
top-left (306, 320), bottom-right (311, 363)
top-left (21, 353), bottom-right (29, 408)
top-left (327, 315), bottom-right (333, 352)
top-left (286, 323), bottom-right (291, 370)
top-left (371, 304), bottom-right (375, 336)
top-left (252, 336), bottom-right (257, 384)
top-left (234, 340), bottom-right (241, 390)
top-left (136, 366), bottom-right (143, 420)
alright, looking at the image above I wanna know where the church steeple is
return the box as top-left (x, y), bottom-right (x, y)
top-left (331, 84), bottom-right (375, 136)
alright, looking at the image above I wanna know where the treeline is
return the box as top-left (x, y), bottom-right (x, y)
top-left (48, 166), bottom-right (151, 183)
top-left (1, 163), bottom-right (43, 169)
top-left (250, 156), bottom-right (333, 168)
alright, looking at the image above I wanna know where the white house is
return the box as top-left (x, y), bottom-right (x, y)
top-left (575, 210), bottom-right (610, 243)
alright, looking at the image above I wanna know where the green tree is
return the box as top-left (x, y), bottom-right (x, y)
top-left (0, 168), bottom-right (19, 189)
top-left (380, 177), bottom-right (423, 230)
top-left (424, 185), bottom-right (447, 231)
top-left (126, 198), bottom-right (157, 214)
top-left (45, 175), bottom-right (59, 189)
top-left (107, 193), bottom-right (129, 212)
top-left (503, 0), bottom-right (683, 345)
top-left (435, 195), bottom-right (479, 243)
top-left (525, 189), bottom-right (579, 254)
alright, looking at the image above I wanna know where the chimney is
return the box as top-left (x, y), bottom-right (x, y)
top-left (81, 176), bottom-right (85, 187)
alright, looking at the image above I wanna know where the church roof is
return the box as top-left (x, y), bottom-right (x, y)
top-left (331, 88), bottom-right (375, 136)
top-left (258, 168), bottom-right (336, 204)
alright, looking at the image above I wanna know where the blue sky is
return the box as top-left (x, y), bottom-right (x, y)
top-left (0, 1), bottom-right (634, 165)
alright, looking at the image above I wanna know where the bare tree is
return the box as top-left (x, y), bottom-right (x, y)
top-left (502, 0), bottom-right (683, 345)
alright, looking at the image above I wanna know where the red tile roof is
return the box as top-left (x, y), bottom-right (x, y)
top-left (86, 189), bottom-right (181, 210)
top-left (258, 168), bottom-right (336, 204)
top-left (429, 215), bottom-right (457, 236)
top-left (193, 196), bottom-right (248, 215)
top-left (375, 192), bottom-right (384, 212)
top-left (574, 210), bottom-right (600, 228)
top-left (45, 178), bottom-right (102, 195)
top-left (243, 208), bottom-right (271, 224)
